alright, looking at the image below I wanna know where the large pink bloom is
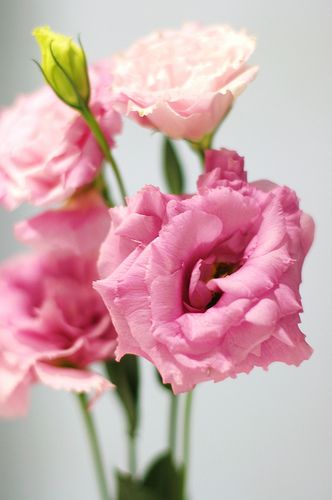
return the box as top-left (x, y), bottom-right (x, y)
top-left (111, 23), bottom-right (258, 140)
top-left (95, 150), bottom-right (314, 393)
top-left (0, 196), bottom-right (116, 417)
top-left (0, 63), bottom-right (122, 209)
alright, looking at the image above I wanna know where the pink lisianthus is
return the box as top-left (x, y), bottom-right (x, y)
top-left (110, 23), bottom-right (258, 141)
top-left (0, 63), bottom-right (121, 209)
top-left (0, 196), bottom-right (116, 417)
top-left (95, 150), bottom-right (314, 394)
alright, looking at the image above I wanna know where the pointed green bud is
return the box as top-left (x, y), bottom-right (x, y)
top-left (33, 26), bottom-right (90, 108)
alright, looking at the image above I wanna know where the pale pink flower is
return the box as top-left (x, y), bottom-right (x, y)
top-left (95, 151), bottom-right (314, 394)
top-left (0, 63), bottom-right (121, 209)
top-left (0, 197), bottom-right (116, 417)
top-left (111, 23), bottom-right (258, 140)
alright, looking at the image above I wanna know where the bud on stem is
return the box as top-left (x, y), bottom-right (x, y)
top-left (33, 26), bottom-right (90, 109)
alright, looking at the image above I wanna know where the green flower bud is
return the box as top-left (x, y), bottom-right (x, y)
top-left (33, 26), bottom-right (90, 108)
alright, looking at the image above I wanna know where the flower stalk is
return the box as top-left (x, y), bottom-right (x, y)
top-left (188, 132), bottom-right (214, 167)
top-left (169, 393), bottom-right (179, 461)
top-left (77, 393), bottom-right (111, 500)
top-left (80, 104), bottom-right (127, 204)
top-left (182, 391), bottom-right (194, 500)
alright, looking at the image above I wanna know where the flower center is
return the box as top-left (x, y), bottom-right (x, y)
top-left (206, 261), bottom-right (239, 309)
top-left (210, 261), bottom-right (239, 280)
top-left (186, 257), bottom-right (240, 312)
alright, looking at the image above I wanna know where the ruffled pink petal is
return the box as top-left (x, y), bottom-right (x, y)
top-left (34, 362), bottom-right (113, 401)
top-left (15, 197), bottom-right (110, 256)
top-left (0, 353), bottom-right (33, 417)
top-left (300, 213), bottom-right (315, 256)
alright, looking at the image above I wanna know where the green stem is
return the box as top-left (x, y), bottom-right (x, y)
top-left (77, 394), bottom-right (111, 500)
top-left (195, 145), bottom-right (205, 167)
top-left (128, 432), bottom-right (137, 477)
top-left (81, 105), bottom-right (127, 204)
top-left (169, 393), bottom-right (179, 460)
top-left (188, 132), bottom-right (214, 169)
top-left (94, 170), bottom-right (115, 207)
top-left (182, 391), bottom-right (194, 500)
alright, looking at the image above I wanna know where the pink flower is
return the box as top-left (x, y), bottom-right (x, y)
top-left (0, 196), bottom-right (116, 417)
top-left (95, 151), bottom-right (314, 394)
top-left (0, 63), bottom-right (122, 209)
top-left (111, 23), bottom-right (258, 140)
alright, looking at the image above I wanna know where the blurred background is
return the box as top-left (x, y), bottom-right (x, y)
top-left (0, 0), bottom-right (331, 499)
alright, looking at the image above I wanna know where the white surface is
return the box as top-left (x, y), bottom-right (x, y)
top-left (0, 1), bottom-right (331, 499)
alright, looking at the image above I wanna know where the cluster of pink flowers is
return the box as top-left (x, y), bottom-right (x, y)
top-left (0, 23), bottom-right (313, 417)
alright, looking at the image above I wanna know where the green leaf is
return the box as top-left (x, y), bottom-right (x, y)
top-left (162, 137), bottom-right (185, 194)
top-left (116, 453), bottom-right (183, 500)
top-left (105, 355), bottom-right (140, 437)
top-left (117, 472), bottom-right (156, 500)
top-left (143, 452), bottom-right (184, 500)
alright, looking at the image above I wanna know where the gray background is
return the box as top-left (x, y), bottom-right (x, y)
top-left (0, 1), bottom-right (331, 499)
